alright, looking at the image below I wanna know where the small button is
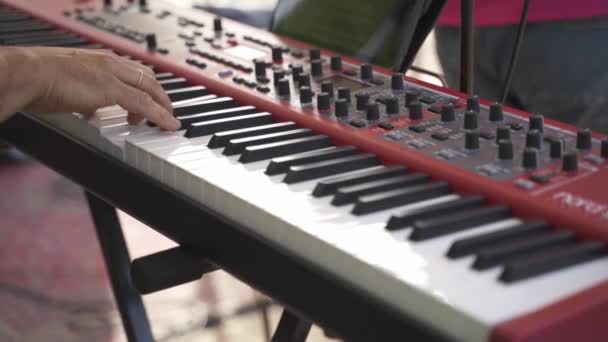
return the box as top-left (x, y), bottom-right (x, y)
top-left (378, 122), bottom-right (394, 130)
top-left (530, 171), bottom-right (556, 184)
top-left (510, 122), bottom-right (524, 130)
top-left (232, 76), bottom-right (244, 84)
top-left (514, 178), bottom-right (536, 190)
top-left (244, 80), bottom-right (257, 88)
top-left (349, 120), bottom-right (366, 128)
top-left (409, 124), bottom-right (426, 133)
top-left (218, 70), bottom-right (233, 78)
top-left (370, 78), bottom-right (384, 85)
top-left (420, 95), bottom-right (435, 104)
top-left (256, 85), bottom-right (270, 93)
top-left (156, 47), bottom-right (169, 54)
top-left (428, 104), bottom-right (442, 114)
top-left (437, 149), bottom-right (458, 160)
top-left (585, 154), bottom-right (605, 165)
top-left (479, 131), bottom-right (495, 140)
top-left (343, 69), bottom-right (357, 76)
top-left (431, 132), bottom-right (450, 141)
top-left (291, 50), bottom-right (304, 58)
top-left (408, 140), bottom-right (428, 149)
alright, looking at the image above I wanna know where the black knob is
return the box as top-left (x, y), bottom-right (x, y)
top-left (405, 90), bottom-right (418, 106)
top-left (271, 46), bottom-right (283, 62)
top-left (465, 131), bottom-right (480, 150)
top-left (498, 140), bottom-right (514, 160)
top-left (550, 139), bottom-right (564, 159)
top-left (466, 95), bottom-right (480, 112)
top-left (213, 17), bottom-right (222, 31)
top-left (576, 128), bottom-right (592, 150)
top-left (273, 70), bottom-right (285, 85)
top-left (366, 103), bottom-right (380, 121)
top-left (311, 59), bottom-right (323, 77)
top-left (337, 87), bottom-right (351, 103)
top-left (529, 114), bottom-right (544, 132)
top-left (360, 64), bottom-right (372, 80)
top-left (321, 80), bottom-right (334, 98)
top-left (522, 148), bottom-right (539, 169)
top-left (526, 130), bottom-right (542, 149)
top-left (489, 102), bottom-right (503, 122)
top-left (562, 151), bottom-right (578, 172)
top-left (408, 101), bottom-right (423, 120)
top-left (290, 64), bottom-right (303, 83)
top-left (496, 126), bottom-right (511, 142)
top-left (602, 139), bottom-right (608, 158)
top-left (139, 0), bottom-right (147, 7)
top-left (104, 0), bottom-right (112, 7)
top-left (330, 55), bottom-right (342, 70)
top-left (317, 92), bottom-right (330, 111)
top-left (298, 72), bottom-right (311, 87)
top-left (335, 99), bottom-right (349, 117)
top-left (355, 93), bottom-right (370, 110)
top-left (464, 111), bottom-right (478, 130)
top-left (385, 96), bottom-right (399, 115)
top-left (145, 33), bottom-right (157, 51)
top-left (391, 73), bottom-right (404, 90)
top-left (299, 86), bottom-right (312, 104)
top-left (254, 59), bottom-right (266, 77)
top-left (277, 78), bottom-right (290, 97)
top-left (441, 103), bottom-right (455, 122)
top-left (309, 48), bottom-right (321, 60)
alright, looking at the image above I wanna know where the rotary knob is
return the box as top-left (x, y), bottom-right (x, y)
top-left (321, 80), bottom-right (334, 98)
top-left (360, 64), bottom-right (373, 80)
top-left (337, 87), bottom-right (351, 103)
top-left (213, 17), bottom-right (222, 31)
top-left (366, 103), bottom-right (380, 121)
top-left (330, 55), bottom-right (342, 70)
top-left (466, 95), bottom-right (480, 112)
top-left (525, 130), bottom-right (542, 149)
top-left (464, 111), bottom-right (478, 130)
top-left (489, 102), bottom-right (503, 122)
top-left (335, 98), bottom-right (349, 117)
top-left (441, 103), bottom-right (455, 122)
top-left (277, 78), bottom-right (290, 97)
top-left (529, 114), bottom-right (544, 132)
top-left (522, 148), bottom-right (539, 169)
top-left (391, 73), bottom-right (404, 91)
top-left (562, 151), bottom-right (578, 172)
top-left (145, 33), bottom-right (157, 51)
top-left (273, 70), bottom-right (285, 85)
top-left (309, 48), bottom-right (321, 60)
top-left (317, 92), bottom-right (330, 111)
top-left (408, 101), bottom-right (423, 120)
top-left (271, 46), bottom-right (283, 62)
top-left (496, 126), bottom-right (511, 142)
top-left (498, 140), bottom-right (514, 160)
top-left (355, 93), bottom-right (370, 110)
top-left (550, 139), bottom-right (563, 159)
top-left (602, 139), bottom-right (608, 158)
top-left (465, 131), bottom-right (480, 150)
top-left (299, 86), bottom-right (312, 104)
top-left (311, 59), bottom-right (323, 77)
top-left (405, 91), bottom-right (418, 106)
top-left (385, 96), bottom-right (399, 115)
top-left (298, 72), bottom-right (311, 87)
top-left (576, 128), bottom-right (592, 150)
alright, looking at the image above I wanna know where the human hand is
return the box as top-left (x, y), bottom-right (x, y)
top-left (0, 47), bottom-right (180, 131)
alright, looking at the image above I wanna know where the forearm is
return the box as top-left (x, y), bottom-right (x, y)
top-left (0, 47), bottom-right (44, 122)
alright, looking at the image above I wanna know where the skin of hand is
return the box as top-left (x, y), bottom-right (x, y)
top-left (0, 46), bottom-right (180, 131)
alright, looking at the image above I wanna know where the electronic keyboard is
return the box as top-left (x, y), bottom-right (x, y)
top-left (2, 1), bottom-right (608, 341)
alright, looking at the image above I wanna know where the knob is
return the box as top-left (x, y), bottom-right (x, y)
top-left (335, 99), bottom-right (349, 117)
top-left (529, 114), bottom-right (544, 132)
top-left (548, 139), bottom-right (563, 159)
top-left (602, 139), bottom-right (608, 158)
top-left (522, 148), bottom-right (539, 169)
top-left (213, 17), bottom-right (222, 31)
top-left (526, 130), bottom-right (542, 149)
top-left (408, 101), bottom-right (423, 120)
top-left (385, 96), bottom-right (399, 115)
top-left (311, 59), bottom-right (323, 77)
top-left (465, 131), bottom-right (480, 150)
top-left (271, 46), bottom-right (283, 62)
top-left (298, 72), bottom-right (311, 87)
top-left (498, 140), bottom-right (514, 160)
top-left (366, 103), bottom-right (380, 121)
top-left (576, 128), bottom-right (592, 150)
top-left (254, 59), bottom-right (266, 77)
top-left (466, 95), bottom-right (480, 112)
top-left (273, 70), bottom-right (285, 85)
top-left (299, 86), bottom-right (312, 104)
top-left (330, 55), bottom-right (342, 70)
top-left (321, 81), bottom-right (334, 98)
top-left (562, 151), bottom-right (578, 172)
top-left (405, 91), bottom-right (418, 106)
top-left (277, 78), bottom-right (290, 97)
top-left (145, 33), bottom-right (157, 51)
top-left (391, 73), bottom-right (404, 90)
top-left (317, 92), bottom-right (330, 111)
top-left (309, 48), bottom-right (321, 60)
top-left (464, 111), bottom-right (478, 130)
top-left (440, 103), bottom-right (455, 122)
top-left (360, 64), bottom-right (372, 80)
top-left (290, 64), bottom-right (303, 83)
top-left (489, 102), bottom-right (503, 122)
top-left (496, 126), bottom-right (511, 142)
top-left (337, 87), bottom-right (351, 103)
top-left (355, 93), bottom-right (370, 110)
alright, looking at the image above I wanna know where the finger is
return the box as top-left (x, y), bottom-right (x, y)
top-left (113, 81), bottom-right (180, 131)
top-left (121, 58), bottom-right (155, 77)
top-left (110, 61), bottom-right (172, 113)
top-left (127, 112), bottom-right (145, 125)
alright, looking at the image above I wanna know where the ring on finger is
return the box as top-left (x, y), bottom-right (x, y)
top-left (135, 68), bottom-right (144, 88)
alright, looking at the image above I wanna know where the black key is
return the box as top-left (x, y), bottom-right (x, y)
top-left (166, 86), bottom-right (208, 102)
top-left (172, 94), bottom-right (216, 108)
top-left (155, 72), bottom-right (175, 80)
top-left (239, 135), bottom-right (332, 163)
top-left (265, 146), bottom-right (358, 175)
top-left (3, 33), bottom-right (77, 45)
top-left (447, 220), bottom-right (549, 258)
top-left (386, 196), bottom-right (485, 231)
top-left (173, 97), bottom-right (237, 116)
top-left (224, 129), bottom-right (313, 156)
top-left (353, 182), bottom-right (450, 215)
top-left (0, 30), bottom-right (70, 42)
top-left (0, 23), bottom-right (53, 34)
top-left (332, 174), bottom-right (428, 205)
top-left (284, 154), bottom-right (378, 184)
top-left (177, 106), bottom-right (257, 127)
top-left (159, 77), bottom-right (189, 90)
top-left (186, 112), bottom-right (273, 138)
top-left (500, 242), bottom-right (606, 283)
top-left (16, 36), bottom-right (89, 47)
top-left (473, 231), bottom-right (576, 270)
top-left (409, 206), bottom-right (511, 241)
top-left (209, 122), bottom-right (297, 149)
top-left (313, 166), bottom-right (407, 197)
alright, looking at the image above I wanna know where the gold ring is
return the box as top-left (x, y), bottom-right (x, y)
top-left (135, 68), bottom-right (144, 87)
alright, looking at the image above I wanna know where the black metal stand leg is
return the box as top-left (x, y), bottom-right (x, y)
top-left (271, 309), bottom-right (311, 342)
top-left (85, 191), bottom-right (155, 342)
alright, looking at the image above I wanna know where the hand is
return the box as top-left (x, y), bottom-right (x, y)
top-left (0, 47), bottom-right (180, 131)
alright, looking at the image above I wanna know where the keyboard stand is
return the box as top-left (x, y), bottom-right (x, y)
top-left (271, 310), bottom-right (312, 342)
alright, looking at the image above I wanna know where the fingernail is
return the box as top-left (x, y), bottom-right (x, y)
top-left (168, 117), bottom-right (181, 131)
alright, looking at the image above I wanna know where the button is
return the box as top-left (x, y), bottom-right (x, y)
top-left (440, 104), bottom-right (455, 122)
top-left (311, 59), bottom-right (323, 77)
top-left (309, 48), bottom-right (321, 60)
top-left (562, 151), bottom-right (578, 172)
top-left (213, 17), bottom-right (222, 31)
top-left (370, 78), bottom-right (384, 85)
top-left (337, 87), bottom-right (351, 103)
top-left (602, 139), bottom-right (608, 158)
top-left (526, 130), bottom-right (543, 149)
top-left (479, 131), bottom-right (495, 140)
top-left (232, 76), bottom-right (244, 84)
top-left (409, 124), bottom-right (426, 133)
top-left (156, 47), bottom-right (169, 54)
top-left (428, 104), bottom-right (442, 113)
top-left (405, 90), bottom-right (419, 106)
top-left (277, 78), bottom-right (290, 97)
top-left (321, 80), bottom-right (334, 98)
top-left (335, 99), bottom-right (349, 117)
top-left (529, 114), bottom-right (544, 131)
top-left (431, 132), bottom-right (450, 141)
top-left (585, 154), bottom-right (604, 165)
top-left (145, 32), bottom-right (157, 51)
top-left (317, 92), bottom-right (330, 111)
top-left (408, 101), bottom-right (423, 120)
top-left (515, 178), bottom-right (536, 190)
top-left (420, 95), bottom-right (435, 104)
top-left (385, 96), bottom-right (399, 115)
top-left (465, 131), bottom-right (480, 150)
top-left (496, 126), bottom-right (511, 142)
top-left (498, 140), bottom-right (514, 160)
top-left (391, 73), bottom-right (404, 90)
top-left (330, 55), bottom-right (342, 70)
top-left (349, 120), bottom-right (366, 128)
top-left (529, 171), bottom-right (556, 184)
top-left (466, 95), bottom-right (480, 112)
top-left (271, 46), bottom-right (283, 62)
top-left (366, 103), bottom-right (380, 121)
top-left (437, 149), bottom-right (458, 160)
top-left (356, 93), bottom-right (370, 110)
top-left (464, 111), bottom-right (478, 130)
top-left (478, 165), bottom-right (501, 176)
top-left (489, 102), bottom-right (503, 122)
top-left (550, 139), bottom-right (564, 159)
top-left (378, 122), bottom-right (394, 130)
top-left (576, 128), bottom-right (592, 150)
top-left (408, 140), bottom-right (428, 149)
top-left (291, 50), bottom-right (304, 58)
top-left (343, 69), bottom-right (357, 76)
top-left (256, 85), bottom-right (270, 93)
top-left (217, 69), bottom-right (233, 78)
top-left (256, 76), bottom-right (270, 84)
top-left (510, 122), bottom-right (524, 130)
top-left (360, 64), bottom-right (373, 80)
top-left (522, 148), bottom-right (539, 169)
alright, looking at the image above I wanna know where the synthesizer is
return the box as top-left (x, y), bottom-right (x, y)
top-left (2, 0), bottom-right (608, 341)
